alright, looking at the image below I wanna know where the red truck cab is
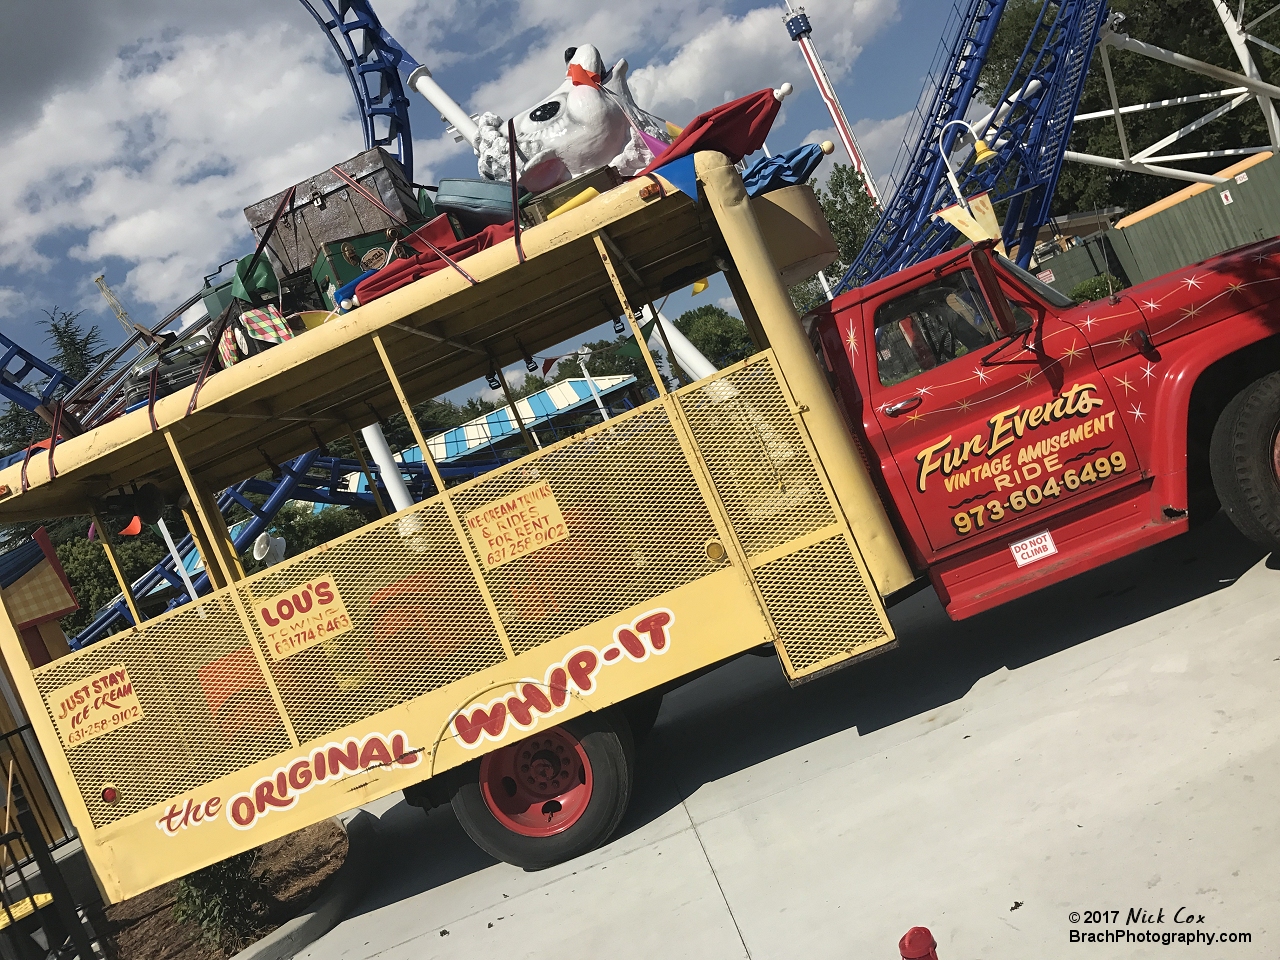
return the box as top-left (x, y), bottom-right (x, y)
top-left (812, 238), bottom-right (1280, 619)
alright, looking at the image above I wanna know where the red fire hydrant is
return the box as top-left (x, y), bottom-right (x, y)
top-left (899, 926), bottom-right (939, 960)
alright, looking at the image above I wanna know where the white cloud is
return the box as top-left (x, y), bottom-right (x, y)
top-left (717, 296), bottom-right (740, 316)
top-left (0, 287), bottom-right (21, 318)
top-left (0, 15), bottom-right (470, 314)
top-left (466, 0), bottom-right (899, 131)
top-left (0, 0), bottom-right (903, 330)
top-left (802, 111), bottom-right (913, 198)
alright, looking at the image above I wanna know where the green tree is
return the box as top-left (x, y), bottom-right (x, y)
top-left (553, 340), bottom-right (652, 384)
top-left (674, 305), bottom-right (753, 368)
top-left (789, 163), bottom-right (881, 310)
top-left (980, 0), bottom-right (1280, 216)
top-left (0, 307), bottom-right (108, 459)
top-left (56, 531), bottom-right (167, 636)
top-left (242, 502), bottom-right (369, 575)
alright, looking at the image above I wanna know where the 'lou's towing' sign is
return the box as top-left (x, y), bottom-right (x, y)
top-left (252, 575), bottom-right (354, 660)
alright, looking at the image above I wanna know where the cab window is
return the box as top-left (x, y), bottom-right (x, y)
top-left (874, 270), bottom-right (1001, 386)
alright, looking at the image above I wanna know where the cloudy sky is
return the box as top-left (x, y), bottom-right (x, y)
top-left (0, 0), bottom-right (947, 385)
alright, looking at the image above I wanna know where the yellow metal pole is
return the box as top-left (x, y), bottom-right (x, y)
top-left (345, 425), bottom-right (389, 517)
top-left (647, 301), bottom-right (685, 387)
top-left (370, 332), bottom-right (517, 660)
top-left (90, 514), bottom-right (142, 627)
top-left (720, 265), bottom-right (770, 351)
top-left (164, 431), bottom-right (243, 585)
top-left (370, 333), bottom-right (447, 494)
top-left (180, 502), bottom-right (227, 591)
top-left (491, 358), bottom-right (537, 454)
top-left (0, 599), bottom-right (95, 885)
top-left (694, 151), bottom-right (915, 596)
top-left (593, 233), bottom-right (668, 397)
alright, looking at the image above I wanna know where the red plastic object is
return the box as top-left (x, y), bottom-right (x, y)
top-left (639, 88), bottom-right (781, 176)
top-left (900, 926), bottom-right (939, 960)
top-left (354, 220), bottom-right (515, 306)
top-left (118, 516), bottom-right (143, 536)
top-left (479, 726), bottom-right (592, 837)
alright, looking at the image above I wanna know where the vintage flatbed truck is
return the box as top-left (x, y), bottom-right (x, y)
top-left (1, 149), bottom-right (1278, 902)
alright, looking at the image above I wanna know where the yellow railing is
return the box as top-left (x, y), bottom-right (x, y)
top-left (30, 352), bottom-right (892, 828)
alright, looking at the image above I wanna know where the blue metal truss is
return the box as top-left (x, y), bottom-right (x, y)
top-left (840, 0), bottom-right (1110, 291)
top-left (0, 333), bottom-right (78, 419)
top-left (297, 0), bottom-right (418, 181)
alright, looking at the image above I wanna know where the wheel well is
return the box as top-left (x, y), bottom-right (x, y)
top-left (1185, 334), bottom-right (1280, 520)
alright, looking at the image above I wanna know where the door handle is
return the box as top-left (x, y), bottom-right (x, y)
top-left (884, 396), bottom-right (923, 417)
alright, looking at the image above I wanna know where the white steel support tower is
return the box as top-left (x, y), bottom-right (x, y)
top-left (783, 3), bottom-right (882, 203)
top-left (1068, 2), bottom-right (1280, 186)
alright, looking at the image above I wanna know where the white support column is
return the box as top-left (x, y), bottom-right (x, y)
top-left (1063, 151), bottom-right (1230, 184)
top-left (361, 423), bottom-right (415, 512)
top-left (1099, 44), bottom-right (1132, 161)
top-left (1213, 0), bottom-right (1280, 148)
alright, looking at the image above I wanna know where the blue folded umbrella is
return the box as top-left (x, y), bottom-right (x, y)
top-left (335, 269), bottom-right (378, 310)
top-left (742, 142), bottom-right (829, 197)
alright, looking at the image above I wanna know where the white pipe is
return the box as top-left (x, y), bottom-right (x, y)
top-left (361, 423), bottom-right (414, 511)
top-left (967, 79), bottom-right (1044, 144)
top-left (1075, 87), bottom-right (1249, 121)
top-left (1103, 30), bottom-right (1280, 102)
top-left (157, 519), bottom-right (200, 604)
top-left (1212, 0), bottom-right (1280, 148)
top-left (1063, 151), bottom-right (1230, 184)
top-left (406, 65), bottom-right (480, 150)
top-left (576, 351), bottom-right (611, 421)
top-left (645, 307), bottom-right (718, 379)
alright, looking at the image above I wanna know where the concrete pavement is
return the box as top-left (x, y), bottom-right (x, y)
top-left (299, 514), bottom-right (1280, 959)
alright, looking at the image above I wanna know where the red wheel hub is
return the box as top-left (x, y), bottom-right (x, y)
top-left (479, 727), bottom-right (592, 837)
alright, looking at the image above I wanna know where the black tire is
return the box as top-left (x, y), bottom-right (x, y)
top-left (450, 709), bottom-right (634, 870)
top-left (1210, 372), bottom-right (1280, 549)
top-left (620, 690), bottom-right (664, 745)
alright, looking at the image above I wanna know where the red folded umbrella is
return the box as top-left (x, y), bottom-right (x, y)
top-left (355, 221), bottom-right (517, 306)
top-left (639, 88), bottom-right (782, 177)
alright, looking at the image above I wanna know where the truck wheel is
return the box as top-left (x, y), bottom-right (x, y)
top-left (450, 710), bottom-right (634, 870)
top-left (1210, 372), bottom-right (1280, 549)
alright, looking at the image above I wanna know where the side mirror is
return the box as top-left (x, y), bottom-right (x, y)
top-left (969, 244), bottom-right (1019, 337)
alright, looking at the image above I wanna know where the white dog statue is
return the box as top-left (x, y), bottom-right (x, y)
top-left (476, 44), bottom-right (672, 193)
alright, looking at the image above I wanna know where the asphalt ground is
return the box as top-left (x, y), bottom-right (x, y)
top-left (299, 513), bottom-right (1280, 959)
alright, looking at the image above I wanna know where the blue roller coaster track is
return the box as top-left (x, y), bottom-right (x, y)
top-left (839, 0), bottom-right (1110, 292)
top-left (297, 0), bottom-right (418, 180)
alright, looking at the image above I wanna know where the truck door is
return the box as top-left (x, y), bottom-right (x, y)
top-left (864, 259), bottom-right (1142, 555)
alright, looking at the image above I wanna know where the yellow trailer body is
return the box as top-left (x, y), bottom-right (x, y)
top-left (0, 152), bottom-right (911, 902)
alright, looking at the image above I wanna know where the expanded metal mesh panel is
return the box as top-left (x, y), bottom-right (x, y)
top-left (32, 595), bottom-right (290, 827)
top-left (752, 536), bottom-right (891, 678)
top-left (449, 405), bottom-right (719, 653)
top-left (678, 358), bottom-right (836, 557)
top-left (238, 501), bottom-right (506, 744)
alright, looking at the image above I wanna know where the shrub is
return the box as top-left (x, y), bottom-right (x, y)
top-left (1070, 273), bottom-right (1122, 302)
top-left (174, 850), bottom-right (265, 948)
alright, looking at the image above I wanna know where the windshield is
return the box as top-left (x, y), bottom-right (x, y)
top-left (996, 255), bottom-right (1078, 309)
